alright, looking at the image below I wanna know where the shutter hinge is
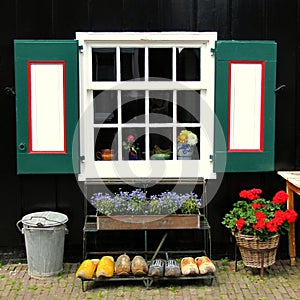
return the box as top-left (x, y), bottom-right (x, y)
top-left (4, 86), bottom-right (15, 96)
top-left (80, 155), bottom-right (85, 162)
top-left (209, 154), bottom-right (214, 161)
top-left (210, 48), bottom-right (215, 56)
top-left (78, 45), bottom-right (84, 53)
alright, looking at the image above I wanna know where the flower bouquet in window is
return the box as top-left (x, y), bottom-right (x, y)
top-left (122, 135), bottom-right (140, 160)
top-left (177, 130), bottom-right (198, 160)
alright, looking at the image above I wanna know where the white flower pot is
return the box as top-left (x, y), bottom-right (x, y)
top-left (177, 143), bottom-right (193, 160)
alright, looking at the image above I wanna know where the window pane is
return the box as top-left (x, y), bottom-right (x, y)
top-left (150, 128), bottom-right (173, 160)
top-left (94, 91), bottom-right (118, 124)
top-left (92, 48), bottom-right (116, 81)
top-left (122, 128), bottom-right (145, 160)
top-left (177, 90), bottom-right (200, 123)
top-left (177, 127), bottom-right (200, 160)
top-left (149, 91), bottom-right (173, 123)
top-left (121, 91), bottom-right (145, 124)
top-left (176, 48), bottom-right (201, 81)
top-left (94, 128), bottom-right (118, 161)
top-left (149, 48), bottom-right (172, 80)
top-left (120, 48), bottom-right (145, 81)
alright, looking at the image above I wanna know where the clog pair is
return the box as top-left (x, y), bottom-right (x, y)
top-left (115, 254), bottom-right (148, 276)
top-left (148, 258), bottom-right (181, 277)
top-left (75, 256), bottom-right (115, 279)
top-left (181, 256), bottom-right (216, 275)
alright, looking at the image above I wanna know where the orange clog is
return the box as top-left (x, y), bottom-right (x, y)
top-left (195, 256), bottom-right (216, 274)
top-left (180, 257), bottom-right (199, 275)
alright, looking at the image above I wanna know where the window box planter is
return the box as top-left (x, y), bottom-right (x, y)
top-left (96, 214), bottom-right (201, 230)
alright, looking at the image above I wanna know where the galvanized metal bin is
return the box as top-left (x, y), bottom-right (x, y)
top-left (17, 211), bottom-right (68, 279)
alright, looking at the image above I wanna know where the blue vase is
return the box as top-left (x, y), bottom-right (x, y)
top-left (177, 143), bottom-right (193, 160)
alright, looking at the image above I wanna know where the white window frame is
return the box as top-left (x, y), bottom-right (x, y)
top-left (76, 32), bottom-right (217, 181)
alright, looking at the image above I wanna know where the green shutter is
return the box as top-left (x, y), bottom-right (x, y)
top-left (14, 40), bottom-right (79, 174)
top-left (214, 41), bottom-right (277, 172)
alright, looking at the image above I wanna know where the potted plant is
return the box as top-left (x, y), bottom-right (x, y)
top-left (90, 189), bottom-right (202, 230)
top-left (122, 135), bottom-right (141, 160)
top-left (177, 130), bottom-right (198, 160)
top-left (222, 188), bottom-right (298, 272)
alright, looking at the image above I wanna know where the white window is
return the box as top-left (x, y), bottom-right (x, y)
top-left (76, 32), bottom-right (217, 181)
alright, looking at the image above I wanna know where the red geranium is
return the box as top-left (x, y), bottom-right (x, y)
top-left (239, 188), bottom-right (262, 200)
top-left (265, 219), bottom-right (278, 233)
top-left (236, 218), bottom-right (246, 230)
top-left (253, 219), bottom-right (265, 231)
top-left (222, 188), bottom-right (298, 241)
top-left (252, 203), bottom-right (265, 210)
top-left (285, 209), bottom-right (298, 223)
top-left (255, 211), bottom-right (266, 220)
top-left (272, 191), bottom-right (289, 205)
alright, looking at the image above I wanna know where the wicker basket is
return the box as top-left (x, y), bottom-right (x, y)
top-left (235, 234), bottom-right (280, 268)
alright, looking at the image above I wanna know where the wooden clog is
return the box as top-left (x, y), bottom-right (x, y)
top-left (96, 256), bottom-right (114, 277)
top-left (148, 258), bottom-right (165, 277)
top-left (115, 254), bottom-right (131, 276)
top-left (195, 256), bottom-right (216, 274)
top-left (131, 256), bottom-right (148, 276)
top-left (180, 257), bottom-right (199, 275)
top-left (164, 259), bottom-right (181, 277)
top-left (76, 259), bottom-right (99, 279)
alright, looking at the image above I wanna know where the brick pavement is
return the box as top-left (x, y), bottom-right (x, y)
top-left (0, 260), bottom-right (299, 299)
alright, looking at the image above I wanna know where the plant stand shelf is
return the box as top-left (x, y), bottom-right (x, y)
top-left (80, 178), bottom-right (213, 291)
top-left (81, 214), bottom-right (213, 291)
top-left (81, 272), bottom-right (214, 291)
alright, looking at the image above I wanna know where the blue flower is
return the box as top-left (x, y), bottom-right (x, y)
top-left (91, 189), bottom-right (201, 216)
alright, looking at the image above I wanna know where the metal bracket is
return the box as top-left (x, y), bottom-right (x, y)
top-left (78, 45), bottom-right (84, 53)
top-left (275, 84), bottom-right (286, 92)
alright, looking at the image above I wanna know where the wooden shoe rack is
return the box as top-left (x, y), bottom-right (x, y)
top-left (80, 179), bottom-right (214, 291)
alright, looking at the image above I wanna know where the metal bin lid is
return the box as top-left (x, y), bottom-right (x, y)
top-left (21, 211), bottom-right (68, 228)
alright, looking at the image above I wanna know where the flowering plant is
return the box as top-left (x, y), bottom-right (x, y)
top-left (122, 135), bottom-right (135, 150)
top-left (122, 135), bottom-right (140, 159)
top-left (177, 130), bottom-right (198, 146)
top-left (90, 189), bottom-right (201, 216)
top-left (222, 188), bottom-right (298, 241)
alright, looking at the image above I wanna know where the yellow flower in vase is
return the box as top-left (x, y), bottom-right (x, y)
top-left (177, 130), bottom-right (198, 160)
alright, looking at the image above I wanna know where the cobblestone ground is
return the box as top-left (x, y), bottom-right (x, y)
top-left (0, 260), bottom-right (299, 299)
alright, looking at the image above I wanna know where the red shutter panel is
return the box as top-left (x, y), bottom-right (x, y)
top-left (214, 41), bottom-right (277, 172)
top-left (14, 40), bottom-right (79, 174)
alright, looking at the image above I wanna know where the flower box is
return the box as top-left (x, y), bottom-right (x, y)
top-left (97, 214), bottom-right (200, 230)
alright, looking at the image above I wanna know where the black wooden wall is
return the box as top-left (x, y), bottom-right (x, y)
top-left (0, 0), bottom-right (299, 261)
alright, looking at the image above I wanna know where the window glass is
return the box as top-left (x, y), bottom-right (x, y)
top-left (149, 91), bottom-right (173, 123)
top-left (92, 48), bottom-right (116, 81)
top-left (121, 91), bottom-right (145, 124)
top-left (149, 48), bottom-right (172, 80)
top-left (120, 48), bottom-right (145, 81)
top-left (122, 127), bottom-right (145, 160)
top-left (94, 91), bottom-right (118, 124)
top-left (177, 127), bottom-right (200, 160)
top-left (176, 48), bottom-right (201, 81)
top-left (94, 128), bottom-right (118, 161)
top-left (150, 128), bottom-right (173, 160)
top-left (177, 90), bottom-right (200, 123)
